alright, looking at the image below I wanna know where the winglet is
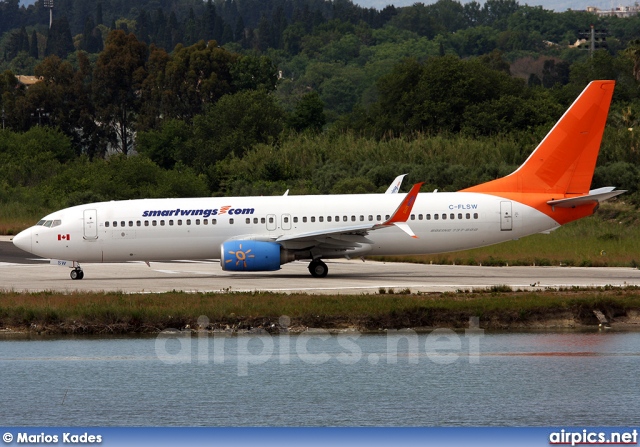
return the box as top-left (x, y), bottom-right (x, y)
top-left (384, 182), bottom-right (424, 224)
top-left (385, 174), bottom-right (407, 194)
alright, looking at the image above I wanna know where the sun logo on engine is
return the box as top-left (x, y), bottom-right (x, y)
top-left (225, 244), bottom-right (254, 269)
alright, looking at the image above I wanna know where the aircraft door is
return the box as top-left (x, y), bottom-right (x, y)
top-left (500, 201), bottom-right (512, 231)
top-left (266, 214), bottom-right (277, 231)
top-left (83, 209), bottom-right (98, 240)
top-left (281, 214), bottom-right (291, 231)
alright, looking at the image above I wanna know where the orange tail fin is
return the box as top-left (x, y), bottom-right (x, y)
top-left (462, 80), bottom-right (615, 196)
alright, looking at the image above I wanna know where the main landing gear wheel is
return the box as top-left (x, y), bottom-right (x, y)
top-left (308, 260), bottom-right (328, 278)
top-left (70, 268), bottom-right (84, 280)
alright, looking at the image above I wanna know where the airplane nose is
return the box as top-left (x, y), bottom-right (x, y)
top-left (12, 228), bottom-right (32, 254)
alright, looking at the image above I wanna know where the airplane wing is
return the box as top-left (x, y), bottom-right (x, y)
top-left (276, 183), bottom-right (423, 253)
top-left (385, 174), bottom-right (407, 194)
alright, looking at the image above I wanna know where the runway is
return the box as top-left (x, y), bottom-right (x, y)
top-left (2, 237), bottom-right (640, 294)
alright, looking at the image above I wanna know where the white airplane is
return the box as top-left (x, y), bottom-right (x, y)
top-left (13, 80), bottom-right (624, 280)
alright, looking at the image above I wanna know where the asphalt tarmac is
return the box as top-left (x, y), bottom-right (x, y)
top-left (1, 238), bottom-right (640, 294)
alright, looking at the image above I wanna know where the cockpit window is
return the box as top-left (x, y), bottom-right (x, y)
top-left (43, 220), bottom-right (53, 227)
top-left (51, 220), bottom-right (62, 228)
top-left (36, 220), bottom-right (45, 226)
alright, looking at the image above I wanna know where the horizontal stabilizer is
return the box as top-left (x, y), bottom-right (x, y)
top-left (547, 187), bottom-right (626, 208)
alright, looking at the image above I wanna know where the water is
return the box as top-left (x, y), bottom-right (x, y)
top-left (1, 331), bottom-right (638, 426)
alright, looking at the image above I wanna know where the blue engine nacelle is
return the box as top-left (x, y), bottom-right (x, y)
top-left (221, 240), bottom-right (292, 272)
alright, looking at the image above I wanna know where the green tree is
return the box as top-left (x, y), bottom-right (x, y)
top-left (0, 69), bottom-right (24, 130)
top-left (288, 91), bottom-right (326, 132)
top-left (462, 93), bottom-right (563, 135)
top-left (158, 40), bottom-right (238, 121)
top-left (372, 55), bottom-right (524, 135)
top-left (92, 30), bottom-right (148, 155)
top-left (389, 4), bottom-right (439, 38)
top-left (230, 54), bottom-right (278, 91)
top-left (6, 27), bottom-right (30, 60)
top-left (45, 17), bottom-right (75, 59)
top-left (29, 53), bottom-right (102, 157)
top-left (190, 89), bottom-right (285, 172)
top-left (136, 119), bottom-right (191, 169)
top-left (29, 30), bottom-right (39, 59)
top-left (541, 59), bottom-right (570, 87)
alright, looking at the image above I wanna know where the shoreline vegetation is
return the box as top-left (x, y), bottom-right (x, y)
top-left (1, 287), bottom-right (639, 336)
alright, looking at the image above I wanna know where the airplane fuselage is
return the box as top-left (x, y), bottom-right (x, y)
top-left (15, 191), bottom-right (560, 264)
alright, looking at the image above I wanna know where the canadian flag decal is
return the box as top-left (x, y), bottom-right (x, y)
top-left (58, 234), bottom-right (70, 241)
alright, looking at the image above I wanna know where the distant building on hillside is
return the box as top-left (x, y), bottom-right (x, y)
top-left (15, 75), bottom-right (43, 88)
top-left (586, 4), bottom-right (640, 17)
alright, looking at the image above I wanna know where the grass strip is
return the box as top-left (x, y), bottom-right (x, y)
top-left (1, 287), bottom-right (639, 334)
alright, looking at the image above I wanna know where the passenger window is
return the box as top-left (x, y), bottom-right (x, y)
top-left (195, 219), bottom-right (200, 225)
top-left (442, 214), bottom-right (447, 220)
top-left (212, 219), bottom-right (217, 225)
top-left (261, 217), bottom-right (266, 224)
top-left (369, 215), bottom-right (373, 221)
top-left (144, 221), bottom-right (149, 227)
top-left (319, 216), bottom-right (324, 222)
top-left (434, 214), bottom-right (439, 220)
top-left (136, 221), bottom-right (141, 227)
top-left (385, 215), bottom-right (390, 220)
top-left (269, 217), bottom-right (274, 224)
top-left (311, 217), bottom-right (316, 223)
top-left (284, 217), bottom-right (289, 223)
top-left (186, 219), bottom-right (191, 225)
top-left (335, 216), bottom-right (339, 222)
top-left (105, 222), bottom-right (110, 228)
top-left (121, 221), bottom-right (125, 227)
top-left (466, 213), bottom-right (470, 219)
top-left (160, 220), bottom-right (165, 226)
top-left (360, 216), bottom-right (364, 221)
top-left (376, 215), bottom-right (381, 221)
top-left (327, 216), bottom-right (332, 222)
top-left (418, 214), bottom-right (423, 220)
top-left (458, 213), bottom-right (462, 220)
top-left (343, 216), bottom-right (348, 222)
top-left (169, 220), bottom-right (174, 226)
top-left (426, 214), bottom-right (431, 220)
top-left (450, 214), bottom-right (454, 220)
top-left (246, 218), bottom-right (250, 224)
top-left (303, 217), bottom-right (307, 223)
top-left (113, 221), bottom-right (117, 227)
top-left (129, 221), bottom-right (133, 227)
top-left (152, 221), bottom-right (157, 226)
top-left (178, 220), bottom-right (182, 225)
top-left (293, 217), bottom-right (298, 223)
top-left (410, 214), bottom-right (415, 220)
top-left (203, 219), bottom-right (208, 225)
top-left (254, 218), bottom-right (258, 224)
top-left (474, 213), bottom-right (479, 219)
top-left (229, 218), bottom-right (234, 224)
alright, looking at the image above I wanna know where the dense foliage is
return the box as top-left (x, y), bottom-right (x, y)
top-left (2, 0), bottom-right (640, 225)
